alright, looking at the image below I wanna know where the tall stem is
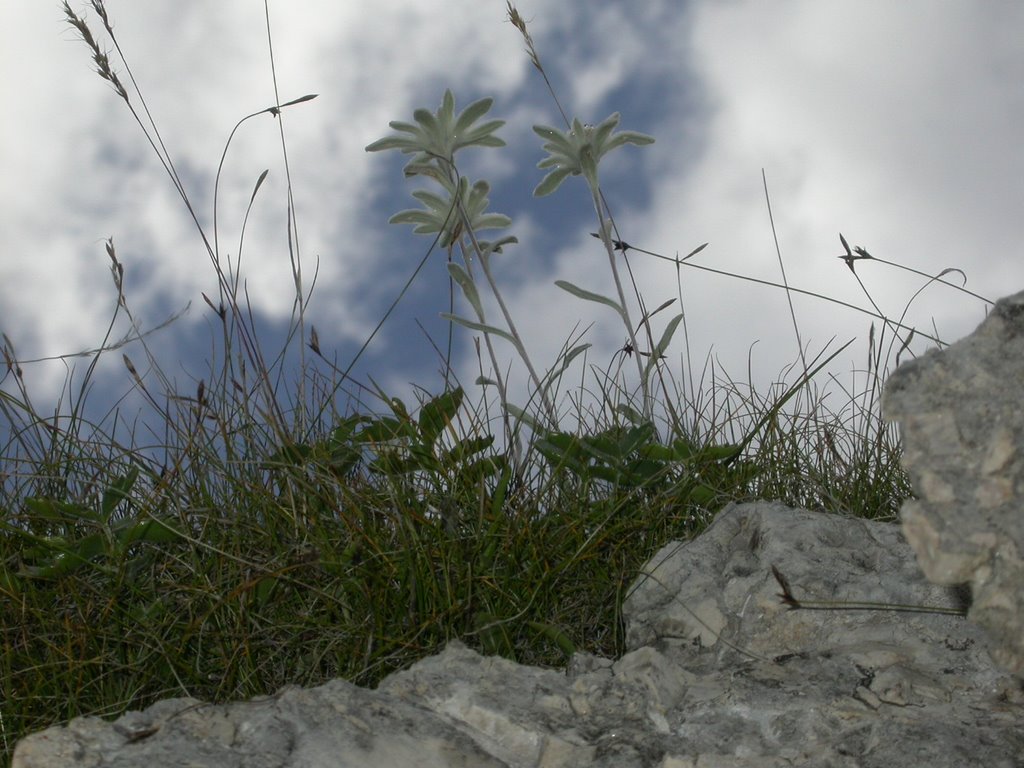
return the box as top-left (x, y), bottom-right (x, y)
top-left (462, 235), bottom-right (559, 426)
top-left (449, 242), bottom-right (519, 454)
top-left (590, 189), bottom-right (650, 421)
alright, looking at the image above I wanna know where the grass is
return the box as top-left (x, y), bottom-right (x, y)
top-left (0, 2), bottom-right (991, 762)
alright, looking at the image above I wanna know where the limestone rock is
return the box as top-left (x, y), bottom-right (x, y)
top-left (883, 288), bottom-right (1024, 675)
top-left (620, 501), bottom-right (1022, 763)
top-left (15, 502), bottom-right (1024, 767)
top-left (11, 682), bottom-right (507, 768)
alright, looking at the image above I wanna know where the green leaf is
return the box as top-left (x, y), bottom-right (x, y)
top-left (642, 313), bottom-right (683, 381)
top-left (17, 532), bottom-right (107, 579)
top-left (618, 423), bottom-right (657, 455)
top-left (533, 167), bottom-right (573, 197)
top-left (326, 416), bottom-right (373, 476)
top-left (452, 97), bottom-right (495, 135)
top-left (401, 162), bottom-right (450, 183)
top-left (476, 235), bottom-right (519, 255)
top-left (535, 434), bottom-right (587, 475)
top-left (604, 130), bottom-right (656, 151)
top-left (695, 444), bottom-right (743, 462)
top-left (25, 497), bottom-right (97, 525)
top-left (412, 107), bottom-right (441, 142)
top-left (438, 88), bottom-right (456, 125)
top-left (472, 212), bottom-right (513, 230)
top-left (448, 262), bottom-right (485, 319)
top-left (409, 187), bottom-right (451, 210)
top-left (532, 124), bottom-right (573, 153)
top-left (591, 113), bottom-right (620, 147)
top-left (619, 458), bottom-right (667, 487)
top-left (554, 280), bottom-right (626, 321)
top-left (359, 416), bottom-right (413, 444)
top-left (387, 210), bottom-right (437, 228)
top-left (389, 175), bottom-right (512, 248)
top-left (365, 119), bottom-right (422, 153)
top-left (100, 467), bottom-right (138, 522)
top-left (689, 484), bottom-right (717, 507)
top-left (459, 122), bottom-right (506, 149)
top-left (540, 342), bottom-right (591, 394)
top-left (505, 402), bottom-right (542, 432)
top-left (443, 434), bottom-right (495, 465)
top-left (441, 313), bottom-right (518, 346)
top-left (532, 113), bottom-right (654, 197)
top-left (418, 388), bottom-right (463, 447)
top-left (388, 397), bottom-right (411, 421)
top-left (668, 436), bottom-right (698, 461)
top-left (614, 403), bottom-right (645, 426)
top-left (586, 465), bottom-right (622, 484)
top-left (642, 443), bottom-right (675, 462)
top-left (366, 89), bottom-right (505, 175)
top-left (112, 516), bottom-right (183, 548)
top-left (490, 464), bottom-right (513, 519)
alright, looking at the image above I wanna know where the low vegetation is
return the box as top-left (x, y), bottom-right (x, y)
top-left (0, 2), bottom-right (988, 761)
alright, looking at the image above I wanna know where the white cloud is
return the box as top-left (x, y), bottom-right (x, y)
top-left (628, 0), bottom-right (1021, 385)
top-left (3, 1), bottom-right (1021, 437)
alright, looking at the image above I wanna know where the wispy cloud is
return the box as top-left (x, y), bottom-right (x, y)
top-left (3, 1), bottom-right (1019, 421)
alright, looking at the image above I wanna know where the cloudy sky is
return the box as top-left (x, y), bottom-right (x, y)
top-left (2, 1), bottom-right (1021, 444)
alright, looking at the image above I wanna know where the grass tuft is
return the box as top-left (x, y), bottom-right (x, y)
top-left (0, 3), bottom-right (990, 763)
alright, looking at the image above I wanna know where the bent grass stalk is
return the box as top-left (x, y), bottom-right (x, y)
top-left (772, 565), bottom-right (968, 617)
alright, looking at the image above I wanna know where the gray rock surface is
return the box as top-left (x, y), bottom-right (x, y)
top-left (15, 502), bottom-right (1024, 767)
top-left (15, 291), bottom-right (1024, 766)
top-left (884, 288), bottom-right (1024, 676)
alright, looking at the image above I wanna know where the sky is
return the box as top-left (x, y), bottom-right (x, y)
top-left (2, 1), bottom-right (1022, 448)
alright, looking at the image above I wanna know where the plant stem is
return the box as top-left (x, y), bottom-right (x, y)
top-left (590, 190), bottom-right (649, 421)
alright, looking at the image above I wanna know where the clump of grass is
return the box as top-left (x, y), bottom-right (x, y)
top-left (0, 2), bottom-right (992, 762)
